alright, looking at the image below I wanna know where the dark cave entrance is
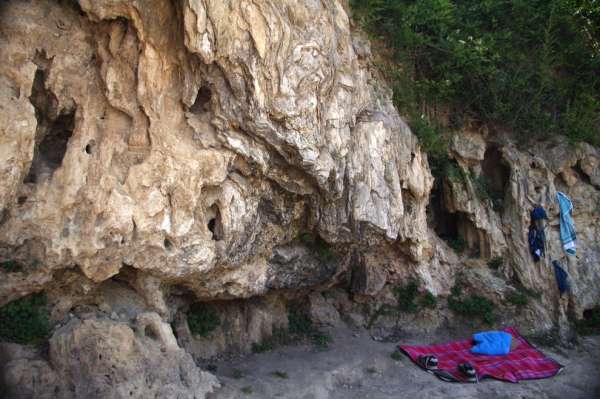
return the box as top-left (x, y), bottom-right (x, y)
top-left (206, 204), bottom-right (223, 241)
top-left (189, 86), bottom-right (212, 114)
top-left (24, 68), bottom-right (75, 184)
top-left (480, 146), bottom-right (510, 210)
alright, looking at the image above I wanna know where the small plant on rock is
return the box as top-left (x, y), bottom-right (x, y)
top-left (392, 280), bottom-right (419, 313)
top-left (574, 306), bottom-right (600, 336)
top-left (506, 292), bottom-right (528, 307)
top-left (420, 291), bottom-right (437, 309)
top-left (232, 369), bottom-right (244, 379)
top-left (0, 260), bottom-right (23, 273)
top-left (186, 302), bottom-right (220, 337)
top-left (271, 370), bottom-right (288, 379)
top-left (241, 386), bottom-right (253, 395)
top-left (251, 339), bottom-right (274, 353)
top-left (448, 277), bottom-right (496, 325)
top-left (390, 350), bottom-right (402, 361)
top-left (487, 257), bottom-right (504, 270)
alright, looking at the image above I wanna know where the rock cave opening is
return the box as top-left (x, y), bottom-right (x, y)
top-left (572, 161), bottom-right (592, 185)
top-left (206, 204), bottom-right (223, 241)
top-left (429, 180), bottom-right (483, 257)
top-left (24, 68), bottom-right (75, 184)
top-left (480, 146), bottom-right (510, 210)
top-left (189, 86), bottom-right (212, 114)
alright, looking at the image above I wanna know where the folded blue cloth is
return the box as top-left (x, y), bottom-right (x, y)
top-left (471, 331), bottom-right (512, 355)
top-left (557, 192), bottom-right (576, 255)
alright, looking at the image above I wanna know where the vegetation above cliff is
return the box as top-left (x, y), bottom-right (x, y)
top-left (351, 0), bottom-right (600, 159)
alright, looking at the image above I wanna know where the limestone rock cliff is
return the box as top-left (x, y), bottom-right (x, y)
top-left (0, 1), bottom-right (599, 398)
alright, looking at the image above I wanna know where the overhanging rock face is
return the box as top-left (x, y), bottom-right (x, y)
top-left (0, 0), bottom-right (433, 304)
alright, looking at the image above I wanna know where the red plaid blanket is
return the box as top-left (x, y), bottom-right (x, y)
top-left (399, 327), bottom-right (563, 383)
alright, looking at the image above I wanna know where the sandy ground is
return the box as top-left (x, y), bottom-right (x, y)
top-left (208, 328), bottom-right (600, 399)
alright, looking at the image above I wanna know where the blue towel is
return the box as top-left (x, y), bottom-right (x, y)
top-left (557, 192), bottom-right (576, 255)
top-left (552, 260), bottom-right (571, 296)
top-left (471, 331), bottom-right (512, 355)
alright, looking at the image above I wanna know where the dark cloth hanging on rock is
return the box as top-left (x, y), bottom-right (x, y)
top-left (531, 206), bottom-right (548, 221)
top-left (528, 226), bottom-right (545, 262)
top-left (552, 260), bottom-right (571, 296)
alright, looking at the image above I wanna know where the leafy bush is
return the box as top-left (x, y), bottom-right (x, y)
top-left (392, 280), bottom-right (419, 313)
top-left (390, 350), bottom-right (402, 361)
top-left (448, 277), bottom-right (496, 324)
top-left (251, 339), bottom-right (274, 353)
top-left (287, 300), bottom-right (333, 349)
top-left (0, 292), bottom-right (50, 345)
top-left (187, 302), bottom-right (220, 337)
top-left (351, 0), bottom-right (600, 149)
top-left (487, 257), bottom-right (504, 270)
top-left (0, 260), bottom-right (23, 273)
top-left (420, 291), bottom-right (438, 308)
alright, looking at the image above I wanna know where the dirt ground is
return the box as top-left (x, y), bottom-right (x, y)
top-left (208, 328), bottom-right (600, 399)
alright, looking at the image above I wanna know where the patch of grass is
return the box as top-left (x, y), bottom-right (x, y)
top-left (390, 350), bottom-right (402, 361)
top-left (310, 331), bottom-right (333, 349)
top-left (0, 260), bottom-right (23, 273)
top-left (241, 386), bottom-right (253, 395)
top-left (487, 257), bottom-right (504, 270)
top-left (186, 302), bottom-right (220, 338)
top-left (251, 339), bottom-right (274, 353)
top-left (271, 370), bottom-right (288, 379)
top-left (0, 292), bottom-right (50, 345)
top-left (232, 369), bottom-right (244, 379)
top-left (574, 307), bottom-right (600, 336)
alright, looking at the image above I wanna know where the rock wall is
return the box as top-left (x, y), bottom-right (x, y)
top-left (0, 0), bottom-right (599, 398)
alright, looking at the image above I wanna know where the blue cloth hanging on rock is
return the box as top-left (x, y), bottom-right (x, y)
top-left (557, 192), bottom-right (576, 255)
top-left (528, 226), bottom-right (545, 262)
top-left (531, 206), bottom-right (548, 221)
top-left (552, 260), bottom-right (571, 296)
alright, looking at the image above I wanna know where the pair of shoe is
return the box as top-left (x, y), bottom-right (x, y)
top-left (418, 355), bottom-right (478, 383)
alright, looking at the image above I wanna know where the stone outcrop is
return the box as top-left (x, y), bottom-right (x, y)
top-left (0, 0), bottom-right (599, 397)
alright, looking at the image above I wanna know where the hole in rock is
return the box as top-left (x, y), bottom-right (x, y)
top-left (189, 86), bottom-right (212, 114)
top-left (25, 68), bottom-right (75, 183)
top-left (206, 204), bottom-right (223, 241)
top-left (85, 140), bottom-right (95, 155)
top-left (583, 308), bottom-right (594, 320)
top-left (17, 196), bottom-right (27, 205)
top-left (571, 161), bottom-right (592, 185)
top-left (164, 238), bottom-right (173, 250)
top-left (144, 325), bottom-right (159, 340)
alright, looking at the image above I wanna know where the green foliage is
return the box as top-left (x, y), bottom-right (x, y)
top-left (390, 350), bottom-right (402, 361)
top-left (0, 260), bottom-right (23, 273)
top-left (241, 386), bottom-right (253, 395)
top-left (0, 293), bottom-right (50, 345)
top-left (297, 232), bottom-right (337, 263)
top-left (251, 339), bottom-right (274, 353)
top-left (351, 0), bottom-right (600, 147)
top-left (448, 277), bottom-right (496, 324)
top-left (232, 369), bottom-right (244, 379)
top-left (271, 371), bottom-right (289, 379)
top-left (392, 280), bottom-right (420, 313)
top-left (186, 302), bottom-right (220, 338)
top-left (448, 237), bottom-right (467, 253)
top-left (575, 307), bottom-right (600, 335)
top-left (506, 292), bottom-right (528, 307)
top-left (420, 291), bottom-right (438, 308)
top-left (287, 301), bottom-right (333, 349)
top-left (487, 257), bottom-right (504, 270)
